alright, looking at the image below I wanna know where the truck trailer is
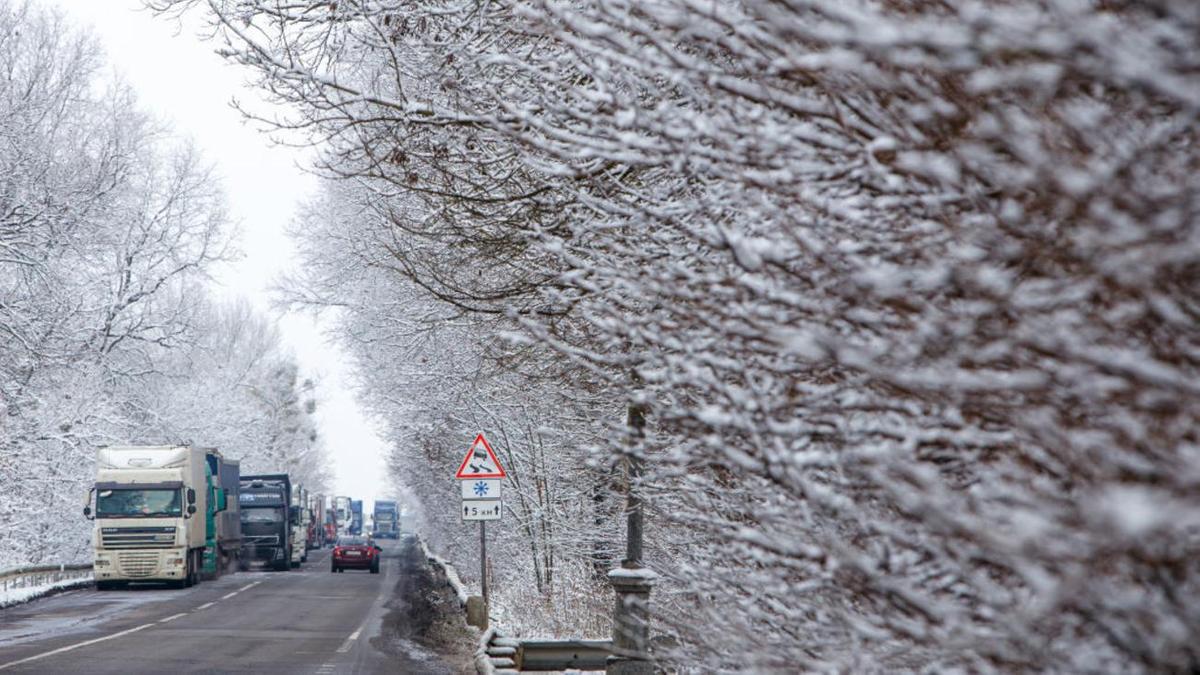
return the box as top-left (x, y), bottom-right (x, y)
top-left (84, 446), bottom-right (210, 589)
top-left (202, 450), bottom-right (241, 579)
top-left (372, 500), bottom-right (399, 539)
top-left (239, 474), bottom-right (293, 571)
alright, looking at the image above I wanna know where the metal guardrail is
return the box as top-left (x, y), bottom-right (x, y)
top-left (421, 538), bottom-right (614, 673)
top-left (516, 639), bottom-right (612, 671)
top-left (0, 563), bottom-right (94, 608)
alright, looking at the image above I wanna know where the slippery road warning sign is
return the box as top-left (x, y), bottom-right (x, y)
top-left (455, 434), bottom-right (506, 479)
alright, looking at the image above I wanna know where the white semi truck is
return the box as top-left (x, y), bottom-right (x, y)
top-left (84, 446), bottom-right (209, 589)
top-left (290, 483), bottom-right (309, 566)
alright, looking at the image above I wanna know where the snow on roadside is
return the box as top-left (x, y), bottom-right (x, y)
top-left (0, 574), bottom-right (93, 609)
top-left (420, 539), bottom-right (470, 607)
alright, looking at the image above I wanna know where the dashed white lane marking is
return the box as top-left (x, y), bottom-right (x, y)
top-left (335, 628), bottom-right (361, 654)
top-left (315, 555), bottom-right (391, 671)
top-left (336, 619), bottom-right (362, 653)
top-left (1, 576), bottom-right (271, 671)
top-left (0, 623), bottom-right (155, 671)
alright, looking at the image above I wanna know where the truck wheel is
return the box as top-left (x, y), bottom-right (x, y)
top-left (183, 550), bottom-right (195, 586)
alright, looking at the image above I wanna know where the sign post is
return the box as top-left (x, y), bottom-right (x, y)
top-left (456, 433), bottom-right (506, 623)
top-left (480, 521), bottom-right (488, 611)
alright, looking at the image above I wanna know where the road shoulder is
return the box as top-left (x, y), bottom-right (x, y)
top-left (369, 537), bottom-right (477, 674)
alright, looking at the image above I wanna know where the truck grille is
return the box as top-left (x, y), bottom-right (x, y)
top-left (118, 551), bottom-right (160, 577)
top-left (101, 527), bottom-right (176, 549)
top-left (244, 535), bottom-right (279, 546)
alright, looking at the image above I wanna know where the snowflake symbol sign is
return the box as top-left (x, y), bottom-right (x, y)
top-left (473, 481), bottom-right (490, 497)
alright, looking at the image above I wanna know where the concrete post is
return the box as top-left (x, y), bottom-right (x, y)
top-left (466, 595), bottom-right (488, 629)
top-left (607, 567), bottom-right (658, 674)
top-left (609, 397), bottom-right (655, 674)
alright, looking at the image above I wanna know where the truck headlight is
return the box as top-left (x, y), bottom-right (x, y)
top-left (94, 559), bottom-right (110, 567)
top-left (167, 556), bottom-right (184, 567)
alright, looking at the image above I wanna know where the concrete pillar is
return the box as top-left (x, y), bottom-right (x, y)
top-left (607, 566), bottom-right (658, 675)
top-left (466, 595), bottom-right (488, 629)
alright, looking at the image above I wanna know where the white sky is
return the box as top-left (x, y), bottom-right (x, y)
top-left (52, 0), bottom-right (389, 508)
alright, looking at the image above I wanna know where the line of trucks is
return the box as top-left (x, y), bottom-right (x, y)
top-left (81, 445), bottom-right (387, 589)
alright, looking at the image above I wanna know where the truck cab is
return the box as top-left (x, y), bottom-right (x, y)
top-left (349, 499), bottom-right (363, 535)
top-left (290, 484), bottom-right (309, 566)
top-left (372, 500), bottom-right (400, 539)
top-left (85, 446), bottom-right (209, 589)
top-left (239, 474), bottom-right (293, 571)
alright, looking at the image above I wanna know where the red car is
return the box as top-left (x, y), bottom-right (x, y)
top-left (331, 536), bottom-right (381, 574)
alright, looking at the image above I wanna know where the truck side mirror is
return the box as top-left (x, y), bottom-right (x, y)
top-left (187, 488), bottom-right (196, 505)
top-left (83, 506), bottom-right (92, 519)
top-left (83, 487), bottom-right (95, 520)
top-left (187, 504), bottom-right (197, 515)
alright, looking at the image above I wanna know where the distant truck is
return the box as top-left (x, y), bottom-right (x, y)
top-left (323, 507), bottom-right (338, 546)
top-left (335, 496), bottom-right (351, 529)
top-left (306, 493), bottom-right (325, 550)
top-left (349, 499), bottom-right (364, 535)
top-left (84, 446), bottom-right (210, 590)
top-left (202, 450), bottom-right (241, 579)
top-left (290, 483), bottom-right (309, 566)
top-left (372, 500), bottom-right (399, 539)
top-left (239, 474), bottom-right (293, 571)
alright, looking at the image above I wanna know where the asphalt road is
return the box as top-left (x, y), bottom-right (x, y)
top-left (0, 539), bottom-right (463, 674)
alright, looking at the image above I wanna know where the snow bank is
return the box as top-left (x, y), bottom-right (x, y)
top-left (0, 573), bottom-right (93, 609)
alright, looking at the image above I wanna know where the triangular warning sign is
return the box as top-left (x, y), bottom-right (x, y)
top-left (455, 433), bottom-right (506, 479)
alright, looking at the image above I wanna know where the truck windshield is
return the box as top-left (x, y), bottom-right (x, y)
top-left (96, 489), bottom-right (182, 518)
top-left (240, 508), bottom-right (284, 523)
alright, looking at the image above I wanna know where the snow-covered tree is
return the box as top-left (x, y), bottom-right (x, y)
top-left (0, 1), bottom-right (330, 568)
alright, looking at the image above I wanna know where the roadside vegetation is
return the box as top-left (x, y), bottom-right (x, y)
top-left (0, 0), bottom-right (329, 570)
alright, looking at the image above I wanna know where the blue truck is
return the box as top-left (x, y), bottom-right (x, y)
top-left (372, 500), bottom-right (399, 539)
top-left (348, 499), bottom-right (363, 535)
